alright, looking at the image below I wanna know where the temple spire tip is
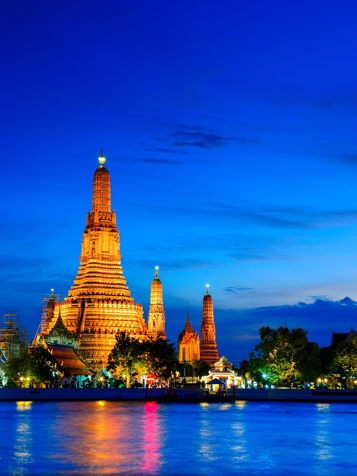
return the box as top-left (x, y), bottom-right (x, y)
top-left (98, 150), bottom-right (106, 166)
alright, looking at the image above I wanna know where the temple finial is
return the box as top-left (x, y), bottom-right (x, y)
top-left (205, 283), bottom-right (210, 294)
top-left (155, 265), bottom-right (159, 278)
top-left (98, 150), bottom-right (106, 166)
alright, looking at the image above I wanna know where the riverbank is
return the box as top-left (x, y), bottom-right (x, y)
top-left (1, 386), bottom-right (357, 402)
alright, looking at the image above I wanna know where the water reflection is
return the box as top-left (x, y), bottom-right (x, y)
top-left (51, 401), bottom-right (140, 474)
top-left (314, 403), bottom-right (333, 464)
top-left (141, 401), bottom-right (162, 474)
top-left (1, 401), bottom-right (357, 475)
top-left (13, 401), bottom-right (33, 476)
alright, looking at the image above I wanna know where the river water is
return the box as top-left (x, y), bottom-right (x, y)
top-left (1, 400), bottom-right (357, 476)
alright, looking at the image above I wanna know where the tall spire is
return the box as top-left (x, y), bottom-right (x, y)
top-left (200, 284), bottom-right (219, 366)
top-left (66, 152), bottom-right (132, 299)
top-left (92, 151), bottom-right (111, 214)
top-left (52, 152), bottom-right (147, 370)
top-left (147, 266), bottom-right (166, 339)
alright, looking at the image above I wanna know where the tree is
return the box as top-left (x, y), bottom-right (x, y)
top-left (144, 337), bottom-right (178, 380)
top-left (248, 326), bottom-right (321, 387)
top-left (191, 360), bottom-right (211, 381)
top-left (330, 335), bottom-right (357, 388)
top-left (3, 344), bottom-right (60, 387)
top-left (107, 333), bottom-right (178, 387)
top-left (107, 332), bottom-right (144, 388)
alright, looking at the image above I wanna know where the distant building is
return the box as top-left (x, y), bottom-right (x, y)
top-left (331, 329), bottom-right (357, 348)
top-left (147, 266), bottom-right (166, 339)
top-left (178, 285), bottom-right (220, 368)
top-left (201, 356), bottom-right (238, 389)
top-left (200, 285), bottom-right (219, 366)
top-left (178, 313), bottom-right (200, 363)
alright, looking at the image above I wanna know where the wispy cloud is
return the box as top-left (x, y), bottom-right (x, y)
top-left (150, 123), bottom-right (261, 151)
top-left (327, 153), bottom-right (357, 165)
top-left (224, 286), bottom-right (254, 294)
top-left (209, 202), bottom-right (357, 230)
top-left (170, 129), bottom-right (228, 149)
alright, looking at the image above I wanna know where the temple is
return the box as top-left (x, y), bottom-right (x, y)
top-left (38, 153), bottom-right (148, 371)
top-left (199, 285), bottom-right (219, 366)
top-left (178, 286), bottom-right (220, 367)
top-left (178, 312), bottom-right (200, 363)
top-left (36, 152), bottom-right (220, 373)
top-left (147, 266), bottom-right (166, 339)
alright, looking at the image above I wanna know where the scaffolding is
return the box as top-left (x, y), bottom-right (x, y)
top-left (35, 289), bottom-right (60, 338)
top-left (0, 310), bottom-right (28, 360)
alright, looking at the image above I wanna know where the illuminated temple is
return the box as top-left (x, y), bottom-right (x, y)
top-left (177, 285), bottom-right (219, 367)
top-left (36, 152), bottom-right (219, 372)
top-left (200, 285), bottom-right (220, 365)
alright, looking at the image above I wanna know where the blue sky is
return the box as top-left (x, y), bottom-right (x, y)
top-left (2, 1), bottom-right (357, 364)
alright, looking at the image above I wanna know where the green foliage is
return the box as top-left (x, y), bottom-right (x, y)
top-left (248, 326), bottom-right (321, 387)
top-left (330, 335), bottom-right (357, 388)
top-left (191, 360), bottom-right (211, 379)
top-left (176, 360), bottom-right (211, 382)
top-left (3, 344), bottom-right (60, 387)
top-left (107, 332), bottom-right (143, 388)
top-left (144, 337), bottom-right (178, 380)
top-left (107, 332), bottom-right (178, 387)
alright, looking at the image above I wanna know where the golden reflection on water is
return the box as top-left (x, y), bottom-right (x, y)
top-left (16, 401), bottom-right (32, 411)
top-left (40, 401), bottom-right (164, 474)
top-left (235, 400), bottom-right (247, 409)
top-left (14, 401), bottom-right (33, 471)
top-left (53, 402), bottom-right (133, 474)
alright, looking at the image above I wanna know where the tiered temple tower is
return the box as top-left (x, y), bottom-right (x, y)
top-left (178, 312), bottom-right (200, 363)
top-left (41, 152), bottom-right (148, 370)
top-left (147, 266), bottom-right (166, 339)
top-left (200, 285), bottom-right (219, 366)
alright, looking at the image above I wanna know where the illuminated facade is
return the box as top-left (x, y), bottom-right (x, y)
top-left (37, 152), bottom-right (221, 373)
top-left (200, 285), bottom-right (219, 366)
top-left (39, 153), bottom-right (152, 370)
top-left (178, 313), bottom-right (200, 363)
top-left (178, 286), bottom-right (220, 368)
top-left (147, 267), bottom-right (166, 339)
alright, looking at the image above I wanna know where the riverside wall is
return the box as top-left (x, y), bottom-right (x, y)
top-left (2, 387), bottom-right (357, 403)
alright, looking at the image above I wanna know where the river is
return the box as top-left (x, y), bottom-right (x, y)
top-left (1, 400), bottom-right (357, 475)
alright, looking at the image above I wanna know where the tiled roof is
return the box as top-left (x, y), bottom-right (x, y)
top-left (47, 344), bottom-right (95, 376)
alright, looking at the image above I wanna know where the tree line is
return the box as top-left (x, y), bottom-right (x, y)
top-left (2, 326), bottom-right (357, 389)
top-left (1, 332), bottom-right (209, 388)
top-left (239, 326), bottom-right (357, 389)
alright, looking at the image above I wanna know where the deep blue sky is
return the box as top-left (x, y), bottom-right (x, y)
top-left (2, 1), bottom-right (357, 364)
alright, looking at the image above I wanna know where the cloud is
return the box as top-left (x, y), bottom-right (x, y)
top-left (152, 124), bottom-right (261, 151)
top-left (210, 202), bottom-right (357, 230)
top-left (170, 129), bottom-right (228, 149)
top-left (238, 297), bottom-right (357, 340)
top-left (207, 297), bottom-right (357, 364)
top-left (327, 153), bottom-right (357, 165)
top-left (224, 286), bottom-right (254, 294)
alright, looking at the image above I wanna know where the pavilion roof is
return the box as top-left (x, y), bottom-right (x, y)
top-left (47, 344), bottom-right (95, 376)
